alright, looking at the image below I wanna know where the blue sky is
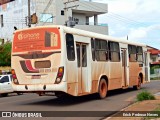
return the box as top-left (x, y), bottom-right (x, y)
top-left (92, 0), bottom-right (160, 49)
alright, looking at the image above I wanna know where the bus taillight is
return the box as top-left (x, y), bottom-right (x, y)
top-left (11, 69), bottom-right (19, 84)
top-left (55, 67), bottom-right (64, 84)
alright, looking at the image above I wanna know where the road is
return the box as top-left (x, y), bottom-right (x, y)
top-left (0, 81), bottom-right (159, 120)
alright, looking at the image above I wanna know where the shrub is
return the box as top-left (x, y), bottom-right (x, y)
top-left (0, 42), bottom-right (12, 66)
top-left (137, 91), bottom-right (156, 101)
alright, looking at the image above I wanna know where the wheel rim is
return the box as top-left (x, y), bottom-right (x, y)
top-left (100, 81), bottom-right (107, 97)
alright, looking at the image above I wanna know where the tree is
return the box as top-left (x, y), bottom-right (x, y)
top-left (0, 42), bottom-right (12, 66)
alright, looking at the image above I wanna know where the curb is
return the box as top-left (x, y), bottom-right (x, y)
top-left (105, 92), bottom-right (160, 120)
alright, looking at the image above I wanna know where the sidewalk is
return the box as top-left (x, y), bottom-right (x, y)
top-left (105, 94), bottom-right (160, 120)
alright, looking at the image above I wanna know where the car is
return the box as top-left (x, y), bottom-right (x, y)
top-left (0, 74), bottom-right (22, 97)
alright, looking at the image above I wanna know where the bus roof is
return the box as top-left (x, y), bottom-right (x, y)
top-left (14, 25), bottom-right (147, 47)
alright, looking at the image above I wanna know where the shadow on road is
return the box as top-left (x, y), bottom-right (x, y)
top-left (0, 93), bottom-right (24, 98)
top-left (22, 86), bottom-right (149, 106)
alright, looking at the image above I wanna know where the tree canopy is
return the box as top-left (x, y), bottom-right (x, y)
top-left (0, 42), bottom-right (12, 66)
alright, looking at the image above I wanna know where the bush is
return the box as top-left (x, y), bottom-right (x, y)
top-left (137, 91), bottom-right (156, 101)
top-left (0, 42), bottom-right (12, 66)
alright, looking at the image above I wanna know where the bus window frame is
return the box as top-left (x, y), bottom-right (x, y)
top-left (66, 33), bottom-right (75, 61)
top-left (94, 38), bottom-right (108, 62)
top-left (91, 38), bottom-right (96, 61)
top-left (128, 45), bottom-right (137, 62)
top-left (108, 41), bottom-right (120, 62)
top-left (137, 46), bottom-right (143, 62)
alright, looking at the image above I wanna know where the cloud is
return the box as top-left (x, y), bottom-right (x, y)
top-left (92, 0), bottom-right (160, 49)
top-left (129, 28), bottom-right (147, 39)
top-left (128, 25), bottom-right (160, 40)
top-left (126, 25), bottom-right (160, 49)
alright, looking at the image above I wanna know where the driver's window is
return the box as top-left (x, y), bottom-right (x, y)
top-left (0, 76), bottom-right (9, 83)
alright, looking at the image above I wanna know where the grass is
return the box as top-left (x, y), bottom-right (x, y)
top-left (0, 66), bottom-right (11, 71)
top-left (155, 105), bottom-right (160, 111)
top-left (144, 105), bottom-right (160, 120)
top-left (137, 91), bottom-right (156, 101)
top-left (151, 77), bottom-right (160, 80)
top-left (0, 66), bottom-right (11, 74)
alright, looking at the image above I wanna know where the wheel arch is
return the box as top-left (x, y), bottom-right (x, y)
top-left (98, 75), bottom-right (109, 89)
top-left (139, 73), bottom-right (143, 83)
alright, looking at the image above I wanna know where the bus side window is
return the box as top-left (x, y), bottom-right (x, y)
top-left (95, 39), bottom-right (108, 61)
top-left (108, 42), bottom-right (120, 62)
top-left (137, 46), bottom-right (143, 62)
top-left (66, 34), bottom-right (75, 61)
top-left (128, 45), bottom-right (137, 62)
top-left (91, 38), bottom-right (95, 61)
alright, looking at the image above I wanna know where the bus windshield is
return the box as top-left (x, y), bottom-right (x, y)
top-left (12, 28), bottom-right (61, 53)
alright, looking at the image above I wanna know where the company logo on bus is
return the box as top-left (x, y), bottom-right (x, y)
top-left (18, 32), bottom-right (40, 40)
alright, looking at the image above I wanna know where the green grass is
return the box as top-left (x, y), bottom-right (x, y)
top-left (155, 106), bottom-right (160, 111)
top-left (150, 77), bottom-right (160, 80)
top-left (137, 91), bottom-right (156, 101)
top-left (144, 105), bottom-right (160, 120)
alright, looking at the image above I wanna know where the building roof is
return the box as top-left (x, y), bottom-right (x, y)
top-left (0, 0), bottom-right (15, 5)
top-left (71, 1), bottom-right (108, 16)
top-left (148, 49), bottom-right (160, 55)
top-left (151, 62), bottom-right (160, 65)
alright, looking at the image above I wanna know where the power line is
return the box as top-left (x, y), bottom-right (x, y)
top-left (39, 0), bottom-right (53, 22)
top-left (80, 1), bottom-right (151, 27)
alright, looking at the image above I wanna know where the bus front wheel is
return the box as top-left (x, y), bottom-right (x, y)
top-left (98, 78), bottom-right (108, 99)
top-left (133, 76), bottom-right (141, 90)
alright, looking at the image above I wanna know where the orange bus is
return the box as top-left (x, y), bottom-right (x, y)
top-left (11, 25), bottom-right (150, 99)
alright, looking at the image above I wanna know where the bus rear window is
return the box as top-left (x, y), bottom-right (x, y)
top-left (35, 60), bottom-right (51, 69)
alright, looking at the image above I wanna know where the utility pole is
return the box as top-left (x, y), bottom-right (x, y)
top-left (64, 0), bottom-right (79, 27)
top-left (28, 0), bottom-right (31, 27)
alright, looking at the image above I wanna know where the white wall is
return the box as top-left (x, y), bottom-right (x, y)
top-left (75, 24), bottom-right (108, 35)
top-left (0, 1), bottom-right (34, 40)
top-left (0, 0), bottom-right (108, 40)
top-left (72, 13), bottom-right (86, 25)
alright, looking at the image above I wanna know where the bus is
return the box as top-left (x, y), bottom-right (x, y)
top-left (11, 25), bottom-right (150, 99)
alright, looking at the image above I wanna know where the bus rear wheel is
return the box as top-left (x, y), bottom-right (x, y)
top-left (133, 76), bottom-right (141, 90)
top-left (1, 93), bottom-right (8, 97)
top-left (98, 78), bottom-right (108, 99)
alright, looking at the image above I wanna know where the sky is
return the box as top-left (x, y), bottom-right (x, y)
top-left (92, 0), bottom-right (160, 49)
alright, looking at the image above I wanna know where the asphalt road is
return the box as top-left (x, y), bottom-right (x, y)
top-left (0, 81), bottom-right (159, 120)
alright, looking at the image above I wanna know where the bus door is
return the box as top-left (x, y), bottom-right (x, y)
top-left (76, 43), bottom-right (89, 94)
top-left (144, 52), bottom-right (150, 82)
top-left (121, 49), bottom-right (129, 87)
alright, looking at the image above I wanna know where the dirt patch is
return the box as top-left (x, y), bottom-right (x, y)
top-left (107, 96), bottom-right (160, 120)
top-left (0, 66), bottom-right (11, 71)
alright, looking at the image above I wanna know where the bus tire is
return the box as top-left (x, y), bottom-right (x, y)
top-left (98, 78), bottom-right (108, 99)
top-left (1, 93), bottom-right (8, 97)
top-left (55, 92), bottom-right (69, 98)
top-left (17, 92), bottom-right (23, 95)
top-left (133, 76), bottom-right (141, 90)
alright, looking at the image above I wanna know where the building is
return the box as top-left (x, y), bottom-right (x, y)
top-left (0, 0), bottom-right (15, 5)
top-left (0, 0), bottom-right (108, 41)
top-left (147, 46), bottom-right (160, 65)
top-left (147, 46), bottom-right (160, 79)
